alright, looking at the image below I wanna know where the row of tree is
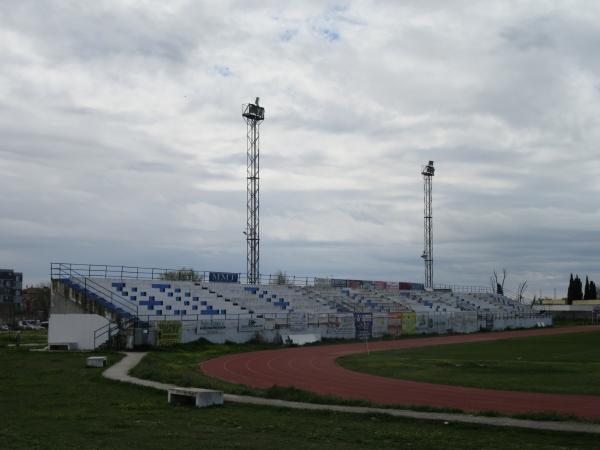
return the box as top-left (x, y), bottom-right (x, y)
top-left (567, 274), bottom-right (597, 303)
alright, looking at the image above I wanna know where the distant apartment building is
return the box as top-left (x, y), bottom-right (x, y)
top-left (0, 269), bottom-right (23, 305)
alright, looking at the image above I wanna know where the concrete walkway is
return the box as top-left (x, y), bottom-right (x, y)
top-left (103, 352), bottom-right (600, 435)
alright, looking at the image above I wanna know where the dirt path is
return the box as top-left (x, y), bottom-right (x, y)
top-left (201, 325), bottom-right (600, 419)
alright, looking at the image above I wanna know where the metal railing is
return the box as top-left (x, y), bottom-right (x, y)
top-left (433, 283), bottom-right (493, 294)
top-left (50, 262), bottom-right (493, 294)
top-left (93, 321), bottom-right (119, 350)
top-left (52, 263), bottom-right (138, 317)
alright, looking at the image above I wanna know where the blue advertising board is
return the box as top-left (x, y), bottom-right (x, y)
top-left (209, 272), bottom-right (239, 283)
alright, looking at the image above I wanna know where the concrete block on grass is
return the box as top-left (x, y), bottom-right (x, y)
top-left (168, 387), bottom-right (224, 408)
top-left (86, 356), bottom-right (107, 368)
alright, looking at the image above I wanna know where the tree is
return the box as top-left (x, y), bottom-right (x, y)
top-left (160, 267), bottom-right (201, 281)
top-left (516, 280), bottom-right (528, 303)
top-left (490, 269), bottom-right (507, 295)
top-left (567, 273), bottom-right (574, 304)
top-left (591, 280), bottom-right (598, 300)
top-left (584, 276), bottom-right (591, 300)
top-left (571, 275), bottom-right (583, 301)
top-left (271, 271), bottom-right (289, 285)
top-left (22, 283), bottom-right (51, 320)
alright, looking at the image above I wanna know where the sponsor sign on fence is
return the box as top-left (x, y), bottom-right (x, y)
top-left (387, 312), bottom-right (403, 336)
top-left (354, 312), bottom-right (373, 339)
top-left (209, 272), bottom-right (239, 283)
top-left (416, 313), bottom-right (431, 332)
top-left (198, 319), bottom-right (226, 329)
top-left (347, 280), bottom-right (362, 289)
top-left (593, 306), bottom-right (600, 322)
top-left (331, 279), bottom-right (347, 288)
top-left (264, 318), bottom-right (276, 330)
top-left (315, 278), bottom-right (331, 288)
top-left (156, 321), bottom-right (182, 346)
top-left (238, 317), bottom-right (265, 332)
top-left (327, 315), bottom-right (354, 337)
top-left (401, 312), bottom-right (416, 335)
top-left (372, 315), bottom-right (387, 337)
top-left (289, 312), bottom-right (308, 331)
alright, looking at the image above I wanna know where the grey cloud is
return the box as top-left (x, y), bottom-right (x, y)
top-left (1, 0), bottom-right (599, 299)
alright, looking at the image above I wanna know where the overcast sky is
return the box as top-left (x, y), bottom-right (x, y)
top-left (1, 1), bottom-right (599, 297)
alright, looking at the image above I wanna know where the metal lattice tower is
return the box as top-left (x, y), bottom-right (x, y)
top-left (421, 161), bottom-right (435, 290)
top-left (242, 98), bottom-right (265, 284)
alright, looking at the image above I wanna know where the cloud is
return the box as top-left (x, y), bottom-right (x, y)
top-left (0, 0), bottom-right (599, 298)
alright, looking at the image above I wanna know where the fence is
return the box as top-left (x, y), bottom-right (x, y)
top-left (50, 263), bottom-right (493, 294)
top-left (131, 310), bottom-right (553, 345)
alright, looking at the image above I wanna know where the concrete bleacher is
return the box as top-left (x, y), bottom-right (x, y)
top-left (50, 263), bottom-right (550, 348)
top-left (60, 275), bottom-right (533, 323)
top-left (300, 285), bottom-right (528, 316)
top-left (88, 278), bottom-right (337, 320)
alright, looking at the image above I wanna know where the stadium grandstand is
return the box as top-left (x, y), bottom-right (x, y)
top-left (48, 263), bottom-right (551, 350)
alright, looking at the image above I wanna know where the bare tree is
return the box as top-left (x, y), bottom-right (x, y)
top-left (517, 280), bottom-right (528, 303)
top-left (490, 268), bottom-right (507, 295)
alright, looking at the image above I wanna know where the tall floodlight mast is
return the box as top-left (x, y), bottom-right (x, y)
top-left (242, 98), bottom-right (265, 284)
top-left (421, 161), bottom-right (435, 290)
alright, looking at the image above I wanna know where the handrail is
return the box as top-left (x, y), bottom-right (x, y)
top-left (93, 322), bottom-right (117, 350)
top-left (93, 317), bottom-right (139, 350)
top-left (54, 264), bottom-right (138, 316)
top-left (50, 262), bottom-right (493, 294)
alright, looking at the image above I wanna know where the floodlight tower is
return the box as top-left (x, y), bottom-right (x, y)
top-left (421, 161), bottom-right (435, 290)
top-left (243, 98), bottom-right (265, 285)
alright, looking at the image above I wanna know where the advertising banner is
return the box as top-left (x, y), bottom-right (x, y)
top-left (327, 315), bottom-right (355, 337)
top-left (314, 278), bottom-right (331, 288)
top-left (331, 279), bottom-right (348, 288)
top-left (387, 312), bottom-right (403, 336)
top-left (264, 318), bottom-right (276, 330)
top-left (401, 312), bottom-right (416, 335)
top-left (354, 312), bottom-right (373, 339)
top-left (156, 321), bottom-right (182, 346)
top-left (362, 280), bottom-right (374, 290)
top-left (198, 319), bottom-right (226, 329)
top-left (416, 312), bottom-right (431, 332)
top-left (192, 319), bottom-right (226, 336)
top-left (238, 317), bottom-right (265, 332)
top-left (347, 280), bottom-right (362, 289)
top-left (372, 315), bottom-right (387, 337)
top-left (209, 272), bottom-right (239, 283)
top-left (289, 312), bottom-right (308, 331)
top-left (374, 281), bottom-right (387, 290)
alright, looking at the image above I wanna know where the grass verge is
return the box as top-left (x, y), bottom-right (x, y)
top-left (130, 336), bottom-right (600, 423)
top-left (0, 329), bottom-right (47, 347)
top-left (2, 347), bottom-right (600, 449)
top-left (338, 331), bottom-right (600, 396)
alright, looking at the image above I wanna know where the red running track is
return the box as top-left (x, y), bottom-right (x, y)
top-left (201, 325), bottom-right (600, 419)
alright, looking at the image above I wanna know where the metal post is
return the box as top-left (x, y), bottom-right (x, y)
top-left (243, 98), bottom-right (264, 285)
top-left (421, 161), bottom-right (435, 290)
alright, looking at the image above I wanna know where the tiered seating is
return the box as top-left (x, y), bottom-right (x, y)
top-left (298, 285), bottom-right (530, 315)
top-left (88, 279), bottom-right (337, 319)
top-left (60, 275), bottom-right (530, 323)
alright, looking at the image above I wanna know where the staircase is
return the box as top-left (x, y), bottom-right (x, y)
top-left (52, 264), bottom-right (146, 349)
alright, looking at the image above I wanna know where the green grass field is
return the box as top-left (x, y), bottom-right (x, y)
top-left (0, 329), bottom-right (47, 347)
top-left (338, 331), bottom-right (600, 395)
top-left (2, 347), bottom-right (600, 449)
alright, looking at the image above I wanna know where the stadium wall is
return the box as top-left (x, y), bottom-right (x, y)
top-left (152, 311), bottom-right (551, 345)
